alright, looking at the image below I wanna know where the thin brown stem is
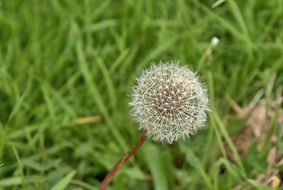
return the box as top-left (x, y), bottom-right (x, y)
top-left (99, 131), bottom-right (147, 190)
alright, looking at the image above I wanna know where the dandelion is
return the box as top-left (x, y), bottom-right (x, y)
top-left (130, 62), bottom-right (208, 143)
top-left (99, 61), bottom-right (208, 190)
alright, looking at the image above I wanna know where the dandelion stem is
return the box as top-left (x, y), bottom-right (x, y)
top-left (99, 131), bottom-right (147, 190)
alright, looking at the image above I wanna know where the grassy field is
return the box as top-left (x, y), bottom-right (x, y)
top-left (0, 0), bottom-right (283, 189)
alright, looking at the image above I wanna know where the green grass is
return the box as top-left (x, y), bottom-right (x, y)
top-left (0, 0), bottom-right (283, 189)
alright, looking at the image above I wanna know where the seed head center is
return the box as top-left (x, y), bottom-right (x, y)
top-left (151, 83), bottom-right (186, 117)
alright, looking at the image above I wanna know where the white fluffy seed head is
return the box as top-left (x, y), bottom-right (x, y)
top-left (129, 61), bottom-right (208, 144)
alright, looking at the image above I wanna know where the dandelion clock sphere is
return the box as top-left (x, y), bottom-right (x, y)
top-left (130, 62), bottom-right (208, 144)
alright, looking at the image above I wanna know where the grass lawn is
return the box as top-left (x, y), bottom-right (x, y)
top-left (0, 0), bottom-right (282, 189)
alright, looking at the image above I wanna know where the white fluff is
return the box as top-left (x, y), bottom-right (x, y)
top-left (129, 61), bottom-right (208, 144)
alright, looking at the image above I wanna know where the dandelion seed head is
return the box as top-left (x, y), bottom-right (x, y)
top-left (130, 61), bottom-right (208, 144)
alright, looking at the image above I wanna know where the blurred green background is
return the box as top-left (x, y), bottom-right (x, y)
top-left (0, 0), bottom-right (282, 189)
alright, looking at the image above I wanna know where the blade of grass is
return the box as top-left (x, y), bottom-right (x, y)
top-left (110, 48), bottom-right (130, 73)
top-left (11, 145), bottom-right (24, 186)
top-left (143, 143), bottom-right (173, 190)
top-left (96, 56), bottom-right (117, 110)
top-left (179, 143), bottom-right (213, 189)
top-left (51, 170), bottom-right (76, 190)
